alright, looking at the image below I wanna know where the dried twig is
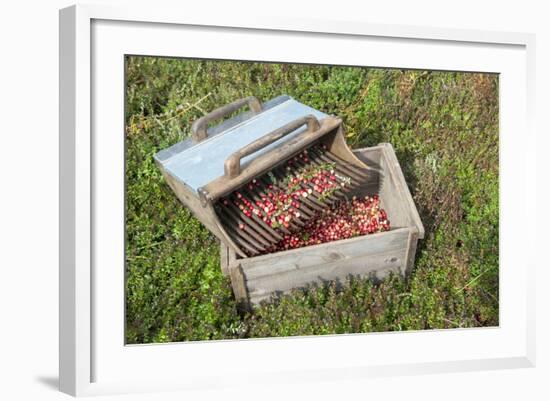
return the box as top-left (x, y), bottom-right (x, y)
top-left (162, 92), bottom-right (212, 123)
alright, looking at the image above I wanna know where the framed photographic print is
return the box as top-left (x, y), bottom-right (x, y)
top-left (59, 3), bottom-right (536, 396)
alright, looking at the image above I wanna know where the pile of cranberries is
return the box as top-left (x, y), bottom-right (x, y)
top-left (218, 147), bottom-right (390, 255)
top-left (264, 195), bottom-right (390, 253)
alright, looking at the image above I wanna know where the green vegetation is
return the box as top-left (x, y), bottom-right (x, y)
top-left (125, 57), bottom-right (499, 343)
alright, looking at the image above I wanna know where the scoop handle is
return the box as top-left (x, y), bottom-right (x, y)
top-left (191, 96), bottom-right (262, 143)
top-left (223, 115), bottom-right (320, 179)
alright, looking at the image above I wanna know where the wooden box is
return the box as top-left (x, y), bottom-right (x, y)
top-left (221, 143), bottom-right (425, 305)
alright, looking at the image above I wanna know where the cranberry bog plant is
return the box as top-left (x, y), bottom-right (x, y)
top-left (124, 57), bottom-right (499, 343)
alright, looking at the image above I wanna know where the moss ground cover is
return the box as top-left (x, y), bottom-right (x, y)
top-left (125, 57), bottom-right (499, 343)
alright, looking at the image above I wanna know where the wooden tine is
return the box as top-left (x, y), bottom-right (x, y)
top-left (220, 205), bottom-right (272, 247)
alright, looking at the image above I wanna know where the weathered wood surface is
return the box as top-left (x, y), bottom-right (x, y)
top-left (380, 143), bottom-right (425, 238)
top-left (240, 228), bottom-right (410, 304)
top-left (403, 229), bottom-right (420, 276)
top-left (229, 263), bottom-right (249, 305)
top-left (241, 227), bottom-right (409, 278)
top-left (219, 244), bottom-right (230, 276)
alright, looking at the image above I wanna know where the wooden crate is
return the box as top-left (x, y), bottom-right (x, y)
top-left (220, 143), bottom-right (424, 305)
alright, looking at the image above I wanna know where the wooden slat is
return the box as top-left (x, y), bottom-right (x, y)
top-left (380, 143), bottom-right (425, 238)
top-left (243, 228), bottom-right (409, 278)
top-left (219, 243), bottom-right (230, 276)
top-left (247, 249), bottom-right (405, 304)
top-left (241, 229), bottom-right (409, 304)
top-left (229, 264), bottom-right (249, 307)
top-left (403, 229), bottom-right (420, 276)
top-left (378, 158), bottom-right (409, 229)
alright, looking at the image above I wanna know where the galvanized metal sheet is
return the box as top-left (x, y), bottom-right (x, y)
top-left (154, 97), bottom-right (328, 193)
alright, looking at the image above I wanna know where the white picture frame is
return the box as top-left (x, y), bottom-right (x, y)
top-left (59, 3), bottom-right (536, 397)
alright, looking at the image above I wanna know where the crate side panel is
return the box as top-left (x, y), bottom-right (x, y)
top-left (242, 228), bottom-right (409, 278)
top-left (377, 147), bottom-right (410, 230)
top-left (403, 230), bottom-right (420, 276)
top-left (381, 143), bottom-right (424, 238)
top-left (247, 247), bottom-right (407, 304)
top-left (219, 243), bottom-right (230, 276)
top-left (241, 229), bottom-right (409, 304)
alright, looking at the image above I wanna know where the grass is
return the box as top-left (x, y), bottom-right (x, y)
top-left (125, 57), bottom-right (499, 343)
